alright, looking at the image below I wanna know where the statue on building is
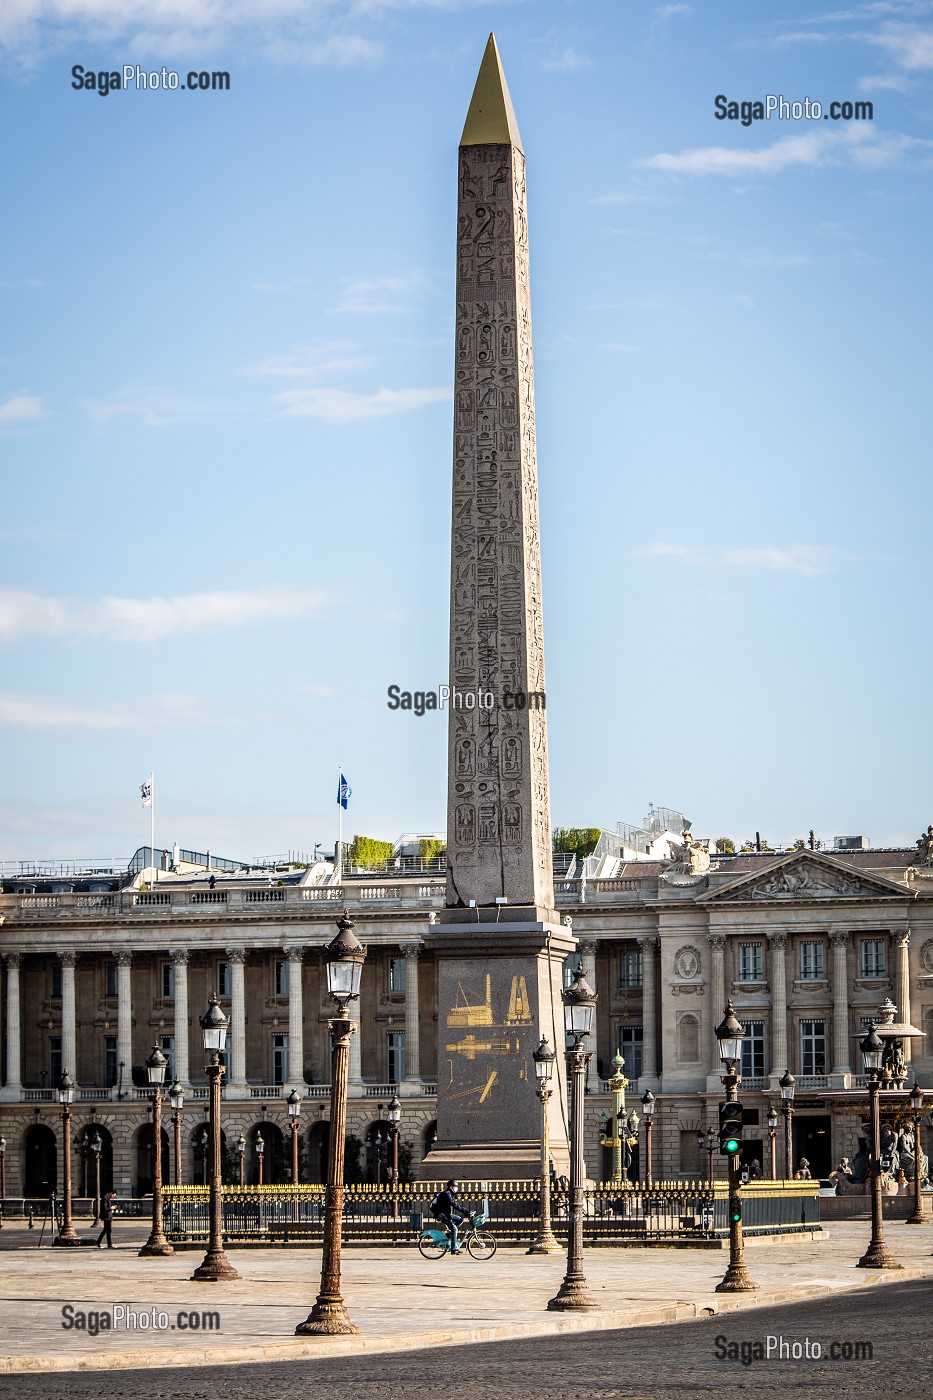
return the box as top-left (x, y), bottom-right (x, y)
top-left (913, 824), bottom-right (933, 866)
top-left (664, 830), bottom-right (711, 878)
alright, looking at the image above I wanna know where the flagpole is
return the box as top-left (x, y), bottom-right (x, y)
top-left (337, 766), bottom-right (343, 886)
top-left (150, 771), bottom-right (156, 885)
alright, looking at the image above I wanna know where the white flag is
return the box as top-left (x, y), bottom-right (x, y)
top-left (140, 779), bottom-right (152, 808)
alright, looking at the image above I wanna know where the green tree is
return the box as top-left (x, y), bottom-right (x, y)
top-left (418, 838), bottom-right (446, 862)
top-left (715, 837), bottom-right (736, 854)
top-left (552, 827), bottom-right (601, 860)
top-left (349, 835), bottom-right (394, 868)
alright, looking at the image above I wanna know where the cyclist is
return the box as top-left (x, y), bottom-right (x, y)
top-left (434, 1179), bottom-right (469, 1255)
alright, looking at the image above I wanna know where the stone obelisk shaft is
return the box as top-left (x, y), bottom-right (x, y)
top-left (446, 34), bottom-right (554, 914)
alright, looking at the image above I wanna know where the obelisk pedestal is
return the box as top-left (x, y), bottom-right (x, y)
top-left (423, 35), bottom-right (574, 1181)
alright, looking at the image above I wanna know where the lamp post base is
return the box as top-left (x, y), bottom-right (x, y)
top-left (905, 1211), bottom-right (926, 1225)
top-left (715, 1262), bottom-right (759, 1292)
top-left (527, 1233), bottom-right (562, 1255)
top-left (52, 1231), bottom-right (80, 1248)
top-left (547, 1276), bottom-right (597, 1310)
top-left (139, 1232), bottom-right (174, 1257)
top-left (295, 1297), bottom-right (360, 1336)
top-left (191, 1246), bottom-right (240, 1281)
top-left (856, 1240), bottom-right (900, 1269)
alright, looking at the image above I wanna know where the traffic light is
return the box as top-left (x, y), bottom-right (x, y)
top-left (718, 1101), bottom-right (743, 1155)
top-left (728, 1197), bottom-right (742, 1224)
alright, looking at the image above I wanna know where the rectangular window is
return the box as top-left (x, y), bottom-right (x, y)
top-left (800, 1020), bottom-right (826, 1076)
top-left (162, 962), bottom-right (175, 998)
top-left (620, 948), bottom-right (643, 990)
top-left (104, 1035), bottom-right (118, 1088)
top-left (159, 1034), bottom-right (175, 1083)
top-left (619, 1026), bottom-right (643, 1080)
top-left (387, 1030), bottom-right (405, 1084)
top-left (275, 959), bottom-right (289, 996)
top-left (800, 941), bottom-right (824, 979)
top-left (739, 942), bottom-right (763, 981)
top-left (105, 961), bottom-right (118, 998)
top-left (218, 961), bottom-right (231, 997)
top-left (388, 957), bottom-right (407, 994)
top-left (49, 1035), bottom-right (62, 1087)
top-left (51, 962), bottom-right (62, 999)
top-left (861, 939), bottom-right (885, 978)
top-left (272, 1031), bottom-right (288, 1085)
top-left (740, 1020), bottom-right (766, 1078)
top-left (563, 957), bottom-right (576, 990)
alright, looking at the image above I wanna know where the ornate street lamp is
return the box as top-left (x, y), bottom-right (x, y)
top-left (0, 1134), bottom-right (6, 1226)
top-left (641, 1091), bottom-right (655, 1183)
top-left (714, 1003), bottom-right (756, 1293)
top-left (906, 1083), bottom-right (926, 1226)
top-left (296, 911), bottom-right (367, 1336)
top-left (696, 1126), bottom-right (714, 1186)
top-left (857, 1025), bottom-right (897, 1269)
top-left (387, 1093), bottom-right (401, 1216)
top-left (237, 1133), bottom-right (246, 1187)
top-left (548, 964), bottom-right (597, 1311)
top-left (53, 1072), bottom-right (80, 1246)
top-left (607, 1052), bottom-right (627, 1183)
top-left (139, 1045), bottom-right (173, 1256)
top-left (191, 995), bottom-right (239, 1281)
top-left (767, 1108), bottom-right (779, 1181)
top-left (88, 1132), bottom-right (102, 1225)
top-left (256, 1131), bottom-right (265, 1187)
top-left (528, 1036), bottom-right (560, 1254)
top-left (288, 1089), bottom-right (302, 1184)
top-left (779, 1069), bottom-right (796, 1180)
top-left (169, 1081), bottom-right (184, 1187)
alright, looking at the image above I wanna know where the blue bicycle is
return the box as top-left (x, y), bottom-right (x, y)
top-left (418, 1211), bottom-right (497, 1260)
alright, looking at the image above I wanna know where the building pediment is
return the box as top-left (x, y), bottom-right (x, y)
top-left (700, 851), bottom-right (910, 904)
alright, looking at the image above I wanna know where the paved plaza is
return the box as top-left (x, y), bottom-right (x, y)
top-left (0, 1216), bottom-right (930, 1374)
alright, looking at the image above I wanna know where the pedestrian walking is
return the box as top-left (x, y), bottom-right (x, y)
top-left (96, 1189), bottom-right (116, 1248)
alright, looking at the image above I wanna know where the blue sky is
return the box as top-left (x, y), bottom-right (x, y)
top-left (1, 1), bottom-right (931, 863)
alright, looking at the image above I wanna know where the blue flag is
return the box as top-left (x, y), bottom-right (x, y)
top-left (338, 772), bottom-right (351, 809)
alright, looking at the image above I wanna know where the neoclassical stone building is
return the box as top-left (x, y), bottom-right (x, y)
top-left (1, 841), bottom-right (931, 1195)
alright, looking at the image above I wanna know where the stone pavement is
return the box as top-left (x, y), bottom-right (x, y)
top-left (0, 1216), bottom-right (931, 1374)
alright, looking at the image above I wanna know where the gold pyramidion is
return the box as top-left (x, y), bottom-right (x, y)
top-left (460, 33), bottom-right (523, 150)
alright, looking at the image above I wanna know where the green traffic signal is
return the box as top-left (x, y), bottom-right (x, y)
top-left (723, 1136), bottom-right (740, 1155)
top-left (729, 1197), bottom-right (742, 1223)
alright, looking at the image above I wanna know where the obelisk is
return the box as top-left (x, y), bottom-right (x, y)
top-left (424, 35), bottom-right (575, 1180)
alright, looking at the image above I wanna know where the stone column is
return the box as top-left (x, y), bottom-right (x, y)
top-left (706, 935), bottom-right (726, 1089)
top-left (579, 942), bottom-right (598, 1092)
top-left (895, 929), bottom-right (911, 1064)
top-left (830, 930), bottom-right (851, 1078)
top-left (3, 954), bottom-right (22, 1097)
top-left (60, 951), bottom-right (78, 1086)
top-left (767, 931), bottom-right (788, 1081)
top-left (638, 935), bottom-right (660, 1087)
top-left (226, 949), bottom-right (248, 1093)
top-left (171, 948), bottom-right (190, 1089)
top-left (287, 946), bottom-right (305, 1089)
top-left (115, 951), bottom-right (133, 1098)
top-left (401, 942), bottom-right (422, 1090)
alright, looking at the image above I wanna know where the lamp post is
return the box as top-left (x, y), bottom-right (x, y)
top-left (55, 1072), bottom-right (80, 1246)
top-left (191, 995), bottom-right (239, 1281)
top-left (607, 1052), bottom-right (627, 1183)
top-left (627, 1110), bottom-right (640, 1179)
top-left (288, 1089), bottom-right (302, 1184)
top-left (857, 1025), bottom-right (898, 1268)
top-left (696, 1127), bottom-right (715, 1185)
top-left (767, 1108), bottom-right (779, 1181)
top-left (528, 1036), bottom-right (560, 1254)
top-left (237, 1134), bottom-right (246, 1187)
top-left (548, 964), bottom-right (597, 1311)
top-left (140, 1044), bottom-right (173, 1256)
top-left (0, 1136), bottom-right (5, 1228)
top-left (779, 1070), bottom-right (796, 1180)
top-left (387, 1093), bottom-right (401, 1218)
top-left (169, 1081), bottom-right (184, 1187)
top-left (714, 1002), bottom-right (757, 1293)
top-left (256, 1132), bottom-right (265, 1187)
top-left (296, 911), bottom-right (366, 1336)
top-left (906, 1084), bottom-right (926, 1225)
top-left (641, 1091), bottom-right (655, 1183)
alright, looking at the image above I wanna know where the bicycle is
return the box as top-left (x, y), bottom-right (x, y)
top-left (418, 1211), bottom-right (497, 1260)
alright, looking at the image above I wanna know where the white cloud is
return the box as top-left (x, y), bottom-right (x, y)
top-left (542, 46), bottom-right (594, 71)
top-left (656, 3), bottom-right (692, 18)
top-left (272, 384), bottom-right (450, 421)
top-left (248, 344), bottom-right (373, 379)
top-left (869, 21), bottom-right (933, 70)
top-left (333, 271), bottom-right (433, 315)
top-left (640, 544), bottom-right (845, 575)
top-left (0, 585), bottom-right (329, 643)
top-left (0, 690), bottom-right (222, 730)
top-left (636, 126), bottom-right (931, 177)
top-left (261, 34), bottom-right (383, 66)
top-left (83, 382), bottom-right (208, 427)
top-left (0, 391), bottom-right (46, 425)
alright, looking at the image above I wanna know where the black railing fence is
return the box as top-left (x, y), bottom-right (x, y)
top-left (161, 1180), bottom-right (819, 1246)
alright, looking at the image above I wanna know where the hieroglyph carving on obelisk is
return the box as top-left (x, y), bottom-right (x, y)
top-left (446, 34), bottom-right (554, 913)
